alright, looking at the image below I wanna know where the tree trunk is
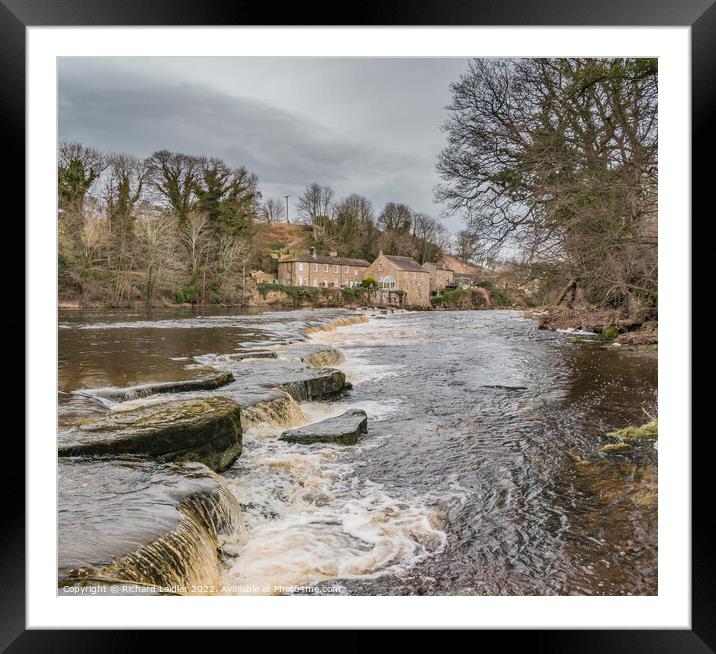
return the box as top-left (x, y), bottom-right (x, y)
top-left (555, 279), bottom-right (577, 307)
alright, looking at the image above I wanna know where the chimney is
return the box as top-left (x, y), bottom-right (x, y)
top-left (309, 247), bottom-right (316, 259)
top-left (329, 250), bottom-right (337, 258)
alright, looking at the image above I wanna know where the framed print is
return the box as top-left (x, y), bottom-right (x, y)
top-left (8, 0), bottom-right (708, 647)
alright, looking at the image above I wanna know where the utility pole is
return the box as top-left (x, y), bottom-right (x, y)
top-left (284, 195), bottom-right (290, 224)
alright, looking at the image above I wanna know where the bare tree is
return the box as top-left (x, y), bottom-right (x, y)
top-left (297, 183), bottom-right (335, 238)
top-left (260, 197), bottom-right (286, 222)
top-left (436, 57), bottom-right (658, 313)
top-left (181, 210), bottom-right (210, 286)
top-left (74, 197), bottom-right (110, 302)
top-left (411, 213), bottom-right (448, 263)
top-left (454, 229), bottom-right (484, 266)
top-left (377, 202), bottom-right (412, 233)
top-left (135, 210), bottom-right (180, 305)
top-left (214, 234), bottom-right (252, 300)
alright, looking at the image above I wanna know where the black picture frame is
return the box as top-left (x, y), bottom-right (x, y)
top-left (7, 0), bottom-right (705, 648)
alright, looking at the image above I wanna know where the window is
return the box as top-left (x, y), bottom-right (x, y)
top-left (298, 277), bottom-right (304, 286)
top-left (322, 279), bottom-right (329, 287)
top-left (344, 265), bottom-right (349, 273)
top-left (334, 265), bottom-right (339, 273)
top-left (324, 264), bottom-right (329, 272)
top-left (379, 275), bottom-right (396, 289)
top-left (312, 279), bottom-right (318, 287)
top-left (298, 262), bottom-right (304, 272)
top-left (312, 263), bottom-right (318, 272)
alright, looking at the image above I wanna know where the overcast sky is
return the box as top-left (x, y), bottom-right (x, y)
top-left (58, 57), bottom-right (470, 232)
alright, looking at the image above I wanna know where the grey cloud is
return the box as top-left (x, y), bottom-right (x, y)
top-left (58, 58), bottom-right (467, 227)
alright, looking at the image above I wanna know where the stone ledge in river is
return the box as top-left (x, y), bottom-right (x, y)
top-left (58, 458), bottom-right (243, 592)
top-left (227, 351), bottom-right (278, 361)
top-left (58, 396), bottom-right (242, 472)
top-left (280, 345), bottom-right (344, 368)
top-left (74, 371), bottom-right (235, 404)
top-left (279, 409), bottom-right (367, 445)
top-left (218, 358), bottom-right (347, 403)
top-left (273, 367), bottom-right (346, 401)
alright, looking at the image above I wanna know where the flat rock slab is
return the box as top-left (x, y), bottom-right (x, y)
top-left (280, 409), bottom-right (367, 445)
top-left (74, 371), bottom-right (234, 404)
top-left (58, 458), bottom-right (242, 590)
top-left (203, 358), bottom-right (347, 403)
top-left (58, 396), bottom-right (242, 472)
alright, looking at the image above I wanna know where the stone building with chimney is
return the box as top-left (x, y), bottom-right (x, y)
top-left (277, 248), bottom-right (370, 288)
top-left (364, 251), bottom-right (431, 308)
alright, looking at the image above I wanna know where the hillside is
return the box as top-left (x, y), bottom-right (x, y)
top-left (441, 254), bottom-right (487, 276)
top-left (253, 221), bottom-right (312, 250)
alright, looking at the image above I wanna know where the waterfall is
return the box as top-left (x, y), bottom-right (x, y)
top-left (64, 470), bottom-right (244, 594)
top-left (240, 396), bottom-right (305, 431)
top-left (302, 349), bottom-right (345, 368)
top-left (302, 315), bottom-right (368, 335)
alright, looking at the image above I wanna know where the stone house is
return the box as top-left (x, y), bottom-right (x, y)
top-left (364, 251), bottom-right (431, 308)
top-left (421, 262), bottom-right (455, 294)
top-left (277, 248), bottom-right (369, 288)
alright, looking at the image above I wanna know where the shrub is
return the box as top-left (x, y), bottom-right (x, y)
top-left (341, 287), bottom-right (359, 301)
top-left (361, 277), bottom-right (377, 288)
top-left (431, 288), bottom-right (473, 308)
top-left (257, 282), bottom-right (323, 305)
top-left (173, 285), bottom-right (198, 304)
top-left (490, 290), bottom-right (510, 306)
top-left (601, 325), bottom-right (620, 340)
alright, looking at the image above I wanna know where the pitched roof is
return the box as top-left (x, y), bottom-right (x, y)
top-left (382, 254), bottom-right (429, 273)
top-left (421, 262), bottom-right (454, 273)
top-left (281, 254), bottom-right (370, 267)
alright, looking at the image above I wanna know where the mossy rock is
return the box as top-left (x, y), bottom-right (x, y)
top-left (59, 396), bottom-right (242, 472)
top-left (600, 326), bottom-right (620, 340)
top-left (606, 419), bottom-right (658, 442)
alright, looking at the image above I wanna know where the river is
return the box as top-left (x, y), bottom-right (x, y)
top-left (58, 307), bottom-right (657, 596)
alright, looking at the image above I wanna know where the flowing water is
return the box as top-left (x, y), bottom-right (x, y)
top-left (58, 307), bottom-right (657, 596)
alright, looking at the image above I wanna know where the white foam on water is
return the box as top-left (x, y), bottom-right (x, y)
top-left (341, 351), bottom-right (400, 385)
top-left (218, 315), bottom-right (446, 594)
top-left (221, 440), bottom-right (446, 594)
top-left (308, 315), bottom-right (432, 348)
top-left (300, 398), bottom-right (402, 426)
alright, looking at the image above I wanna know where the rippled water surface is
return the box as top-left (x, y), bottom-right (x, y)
top-left (59, 307), bottom-right (657, 595)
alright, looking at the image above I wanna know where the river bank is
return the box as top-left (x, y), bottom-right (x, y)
top-left (524, 305), bottom-right (658, 348)
top-left (58, 307), bottom-right (657, 596)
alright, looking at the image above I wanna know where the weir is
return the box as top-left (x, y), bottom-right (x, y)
top-left (74, 371), bottom-right (234, 405)
top-left (240, 395), bottom-right (305, 431)
top-left (58, 459), bottom-right (244, 593)
top-left (58, 309), bottom-right (369, 594)
top-left (302, 315), bottom-right (368, 335)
